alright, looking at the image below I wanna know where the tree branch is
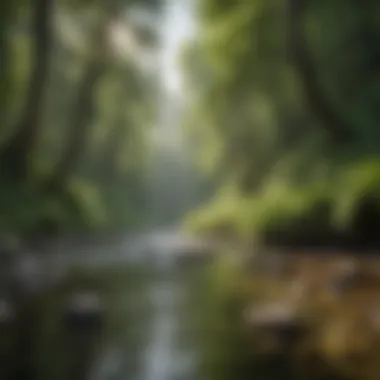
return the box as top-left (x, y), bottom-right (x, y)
top-left (286, 0), bottom-right (355, 143)
top-left (46, 2), bottom-right (118, 191)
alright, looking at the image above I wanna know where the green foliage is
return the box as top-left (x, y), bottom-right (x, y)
top-left (182, 0), bottom-right (380, 247)
top-left (0, 178), bottom-right (110, 237)
top-left (0, 0), bottom-right (164, 239)
top-left (187, 157), bottom-right (380, 247)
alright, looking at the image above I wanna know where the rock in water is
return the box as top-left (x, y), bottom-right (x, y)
top-left (12, 252), bottom-right (46, 295)
top-left (0, 299), bottom-right (13, 327)
top-left (245, 302), bottom-right (308, 351)
top-left (63, 292), bottom-right (105, 332)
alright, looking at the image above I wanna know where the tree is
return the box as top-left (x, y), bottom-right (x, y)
top-left (286, 0), bottom-right (354, 143)
top-left (183, 0), bottom-right (380, 246)
top-left (0, 0), bottom-right (54, 182)
top-left (46, 0), bottom-right (118, 190)
top-left (0, 0), bottom-right (164, 237)
top-left (47, 0), bottom-right (162, 191)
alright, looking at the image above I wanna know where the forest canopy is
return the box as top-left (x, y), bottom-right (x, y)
top-left (182, 0), bottom-right (380, 249)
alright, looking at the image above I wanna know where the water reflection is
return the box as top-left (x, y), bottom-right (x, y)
top-left (87, 265), bottom-right (203, 380)
top-left (3, 233), bottom-right (237, 380)
top-left (142, 281), bottom-right (180, 380)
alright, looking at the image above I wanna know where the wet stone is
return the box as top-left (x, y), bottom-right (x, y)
top-left (328, 268), bottom-right (378, 294)
top-left (63, 292), bottom-right (105, 332)
top-left (245, 303), bottom-right (309, 350)
top-left (0, 299), bottom-right (14, 325)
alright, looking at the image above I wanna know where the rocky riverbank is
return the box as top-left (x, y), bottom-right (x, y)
top-left (233, 251), bottom-right (380, 380)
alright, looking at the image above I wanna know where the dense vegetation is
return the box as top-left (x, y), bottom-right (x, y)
top-left (182, 0), bottom-right (380, 249)
top-left (0, 0), bottom-right (165, 241)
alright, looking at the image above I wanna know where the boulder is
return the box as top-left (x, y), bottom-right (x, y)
top-left (0, 299), bottom-right (14, 327)
top-left (63, 292), bottom-right (105, 332)
top-left (327, 260), bottom-right (379, 294)
top-left (11, 251), bottom-right (46, 296)
top-left (244, 302), bottom-right (309, 351)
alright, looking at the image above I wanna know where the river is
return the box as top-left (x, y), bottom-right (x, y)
top-left (21, 231), bottom-right (233, 380)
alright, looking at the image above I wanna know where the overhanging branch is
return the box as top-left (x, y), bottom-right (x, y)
top-left (286, 0), bottom-right (355, 143)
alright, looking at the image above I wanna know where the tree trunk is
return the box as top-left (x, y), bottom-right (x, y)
top-left (1, 0), bottom-right (54, 181)
top-left (100, 118), bottom-right (127, 182)
top-left (47, 60), bottom-right (105, 190)
top-left (286, 0), bottom-right (354, 143)
top-left (0, 2), bottom-right (16, 132)
top-left (46, 3), bottom-right (117, 191)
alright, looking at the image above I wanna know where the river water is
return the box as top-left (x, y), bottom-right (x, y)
top-left (26, 232), bottom-right (234, 380)
top-left (19, 232), bottom-right (379, 380)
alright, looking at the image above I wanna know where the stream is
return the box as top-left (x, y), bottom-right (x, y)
top-left (23, 231), bottom-right (227, 380)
